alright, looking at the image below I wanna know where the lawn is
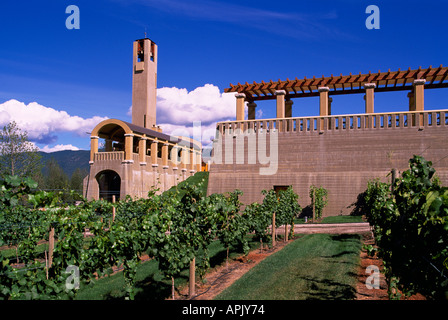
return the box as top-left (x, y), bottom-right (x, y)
top-left (215, 233), bottom-right (362, 300)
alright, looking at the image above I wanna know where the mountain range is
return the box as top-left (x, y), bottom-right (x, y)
top-left (39, 150), bottom-right (90, 178)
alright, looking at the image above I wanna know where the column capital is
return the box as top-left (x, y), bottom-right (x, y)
top-left (413, 79), bottom-right (426, 86)
top-left (235, 92), bottom-right (246, 99)
top-left (90, 136), bottom-right (100, 139)
top-left (363, 83), bottom-right (376, 89)
top-left (318, 87), bottom-right (330, 93)
top-left (275, 90), bottom-right (286, 96)
top-left (247, 101), bottom-right (257, 107)
top-left (124, 133), bottom-right (134, 137)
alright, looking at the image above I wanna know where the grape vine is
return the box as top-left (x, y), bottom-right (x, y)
top-left (364, 155), bottom-right (448, 299)
top-left (0, 175), bottom-right (303, 300)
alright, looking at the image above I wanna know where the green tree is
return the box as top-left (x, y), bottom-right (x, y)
top-left (70, 167), bottom-right (88, 192)
top-left (0, 121), bottom-right (42, 179)
top-left (44, 158), bottom-right (68, 191)
top-left (310, 185), bottom-right (328, 221)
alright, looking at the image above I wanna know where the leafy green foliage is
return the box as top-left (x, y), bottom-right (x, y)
top-left (365, 155), bottom-right (448, 299)
top-left (309, 185), bottom-right (328, 220)
top-left (0, 175), bottom-right (303, 300)
top-left (276, 186), bottom-right (302, 238)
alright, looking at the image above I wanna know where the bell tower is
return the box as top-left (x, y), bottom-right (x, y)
top-left (132, 38), bottom-right (158, 129)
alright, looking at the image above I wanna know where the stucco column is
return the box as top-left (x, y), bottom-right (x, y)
top-left (247, 101), bottom-right (257, 120)
top-left (364, 83), bottom-right (375, 114)
top-left (169, 145), bottom-right (179, 167)
top-left (124, 133), bottom-right (134, 162)
top-left (180, 147), bottom-right (188, 180)
top-left (318, 87), bottom-right (330, 130)
top-left (138, 137), bottom-right (147, 165)
top-left (235, 93), bottom-right (246, 121)
top-left (413, 79), bottom-right (425, 126)
top-left (318, 87), bottom-right (330, 116)
top-left (90, 136), bottom-right (99, 163)
top-left (162, 143), bottom-right (169, 168)
top-left (196, 151), bottom-right (202, 172)
top-left (150, 139), bottom-right (158, 166)
top-left (275, 90), bottom-right (286, 118)
top-left (413, 79), bottom-right (425, 111)
top-left (181, 147), bottom-right (188, 171)
top-left (189, 149), bottom-right (196, 174)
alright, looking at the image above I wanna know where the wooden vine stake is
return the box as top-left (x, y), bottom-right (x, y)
top-left (48, 226), bottom-right (55, 269)
top-left (189, 257), bottom-right (195, 298)
top-left (112, 195), bottom-right (116, 222)
top-left (272, 212), bottom-right (276, 247)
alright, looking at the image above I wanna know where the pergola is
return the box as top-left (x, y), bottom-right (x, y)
top-left (224, 65), bottom-right (448, 121)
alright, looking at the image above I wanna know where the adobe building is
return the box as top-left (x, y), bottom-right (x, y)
top-left (207, 66), bottom-right (448, 216)
top-left (83, 38), bottom-right (202, 201)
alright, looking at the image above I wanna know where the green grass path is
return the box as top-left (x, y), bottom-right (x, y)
top-left (215, 233), bottom-right (362, 300)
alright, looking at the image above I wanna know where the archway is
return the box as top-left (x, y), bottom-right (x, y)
top-left (96, 170), bottom-right (121, 202)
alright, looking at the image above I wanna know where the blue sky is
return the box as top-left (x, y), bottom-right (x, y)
top-left (0, 0), bottom-right (447, 151)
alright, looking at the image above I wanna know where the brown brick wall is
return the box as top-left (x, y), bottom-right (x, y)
top-left (207, 123), bottom-right (448, 216)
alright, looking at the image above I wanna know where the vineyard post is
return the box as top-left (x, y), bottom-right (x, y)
top-left (189, 257), bottom-right (195, 298)
top-left (112, 195), bottom-right (116, 222)
top-left (45, 250), bottom-right (49, 279)
top-left (48, 226), bottom-right (55, 268)
top-left (272, 212), bottom-right (276, 247)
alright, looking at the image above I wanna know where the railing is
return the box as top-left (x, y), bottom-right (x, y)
top-left (94, 151), bottom-right (124, 161)
top-left (217, 110), bottom-right (448, 134)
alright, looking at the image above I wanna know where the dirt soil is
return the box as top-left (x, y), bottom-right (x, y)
top-left (355, 233), bottom-right (389, 300)
top-left (355, 232), bottom-right (426, 300)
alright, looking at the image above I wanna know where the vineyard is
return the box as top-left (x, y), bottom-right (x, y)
top-left (0, 173), bottom-right (302, 300)
top-left (2, 155), bottom-right (447, 300)
top-left (364, 155), bottom-right (448, 299)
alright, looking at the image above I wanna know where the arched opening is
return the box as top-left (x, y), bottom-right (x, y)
top-left (96, 170), bottom-right (121, 202)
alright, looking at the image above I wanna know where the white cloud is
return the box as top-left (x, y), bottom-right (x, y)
top-left (39, 144), bottom-right (80, 153)
top-left (156, 84), bottom-right (235, 126)
top-left (0, 99), bottom-right (108, 144)
top-left (127, 84), bottom-right (236, 145)
top-left (1, 83), bottom-right (236, 151)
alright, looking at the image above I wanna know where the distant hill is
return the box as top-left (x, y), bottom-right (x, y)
top-left (39, 150), bottom-right (90, 178)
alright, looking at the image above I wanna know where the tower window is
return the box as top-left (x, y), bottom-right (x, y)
top-left (150, 42), bottom-right (155, 62)
top-left (137, 40), bottom-right (145, 62)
